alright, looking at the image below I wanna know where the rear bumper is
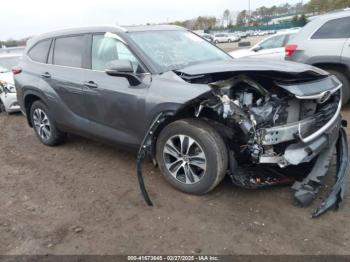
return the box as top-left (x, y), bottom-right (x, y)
top-left (1, 93), bottom-right (21, 113)
top-left (6, 103), bottom-right (20, 113)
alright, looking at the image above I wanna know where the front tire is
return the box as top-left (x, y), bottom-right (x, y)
top-left (30, 100), bottom-right (66, 146)
top-left (156, 119), bottom-right (228, 195)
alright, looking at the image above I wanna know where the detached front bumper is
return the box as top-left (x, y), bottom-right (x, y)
top-left (292, 125), bottom-right (349, 217)
top-left (257, 94), bottom-right (349, 217)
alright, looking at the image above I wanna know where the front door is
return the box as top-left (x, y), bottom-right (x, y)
top-left (81, 33), bottom-right (149, 147)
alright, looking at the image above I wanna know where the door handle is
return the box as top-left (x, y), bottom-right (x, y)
top-left (84, 81), bottom-right (98, 89)
top-left (41, 72), bottom-right (51, 78)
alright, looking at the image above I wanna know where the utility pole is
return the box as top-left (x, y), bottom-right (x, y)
top-left (248, 0), bottom-right (251, 26)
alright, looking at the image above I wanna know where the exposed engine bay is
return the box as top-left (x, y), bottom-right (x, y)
top-left (137, 69), bottom-right (348, 218)
top-left (192, 73), bottom-right (341, 166)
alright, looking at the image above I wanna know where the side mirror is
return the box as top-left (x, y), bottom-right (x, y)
top-left (105, 60), bottom-right (142, 86)
top-left (252, 45), bottom-right (262, 52)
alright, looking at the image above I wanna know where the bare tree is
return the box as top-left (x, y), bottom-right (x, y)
top-left (222, 9), bottom-right (231, 27)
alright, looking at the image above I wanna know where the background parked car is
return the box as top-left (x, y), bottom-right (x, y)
top-left (213, 33), bottom-right (239, 44)
top-left (237, 31), bottom-right (248, 38)
top-left (286, 10), bottom-right (350, 104)
top-left (230, 29), bottom-right (300, 60)
top-left (200, 33), bottom-right (214, 43)
top-left (228, 33), bottom-right (241, 42)
top-left (0, 54), bottom-right (21, 113)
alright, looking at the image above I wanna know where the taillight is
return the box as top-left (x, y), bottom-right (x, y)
top-left (12, 66), bottom-right (22, 75)
top-left (285, 44), bottom-right (298, 57)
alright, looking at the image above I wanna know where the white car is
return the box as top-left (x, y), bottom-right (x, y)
top-left (0, 54), bottom-right (21, 113)
top-left (213, 33), bottom-right (240, 44)
top-left (230, 29), bottom-right (300, 61)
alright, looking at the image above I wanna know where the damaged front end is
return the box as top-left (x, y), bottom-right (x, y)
top-left (137, 61), bottom-right (348, 218)
top-left (177, 69), bottom-right (348, 217)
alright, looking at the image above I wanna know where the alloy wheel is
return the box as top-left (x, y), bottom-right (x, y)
top-left (163, 134), bottom-right (207, 184)
top-left (33, 108), bottom-right (51, 141)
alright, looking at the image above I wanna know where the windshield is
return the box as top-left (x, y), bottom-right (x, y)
top-left (0, 57), bottom-right (20, 73)
top-left (128, 30), bottom-right (232, 72)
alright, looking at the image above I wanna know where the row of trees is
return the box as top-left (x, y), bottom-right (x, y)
top-left (171, 16), bottom-right (217, 30)
top-left (171, 2), bottom-right (308, 31)
top-left (3, 1), bottom-right (350, 45)
top-left (306, 0), bottom-right (350, 13)
top-left (234, 3), bottom-right (307, 27)
top-left (0, 38), bottom-right (28, 48)
top-left (234, 0), bottom-right (350, 27)
top-left (172, 0), bottom-right (350, 31)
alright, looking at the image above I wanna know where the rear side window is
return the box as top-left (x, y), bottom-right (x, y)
top-left (259, 34), bottom-right (286, 49)
top-left (53, 35), bottom-right (85, 67)
top-left (28, 39), bottom-right (51, 63)
top-left (311, 17), bottom-right (350, 39)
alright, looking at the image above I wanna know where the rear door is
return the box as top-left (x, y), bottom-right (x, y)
top-left (250, 34), bottom-right (287, 60)
top-left (47, 34), bottom-right (90, 122)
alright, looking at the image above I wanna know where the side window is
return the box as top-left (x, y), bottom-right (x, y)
top-left (312, 17), bottom-right (350, 39)
top-left (28, 39), bottom-right (51, 63)
top-left (53, 35), bottom-right (85, 67)
top-left (91, 34), bottom-right (141, 72)
top-left (259, 35), bottom-right (286, 50)
top-left (285, 33), bottom-right (296, 44)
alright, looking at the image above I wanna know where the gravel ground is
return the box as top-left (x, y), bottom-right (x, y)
top-left (0, 39), bottom-right (349, 255)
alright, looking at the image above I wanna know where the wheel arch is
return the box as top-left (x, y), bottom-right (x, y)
top-left (149, 103), bottom-right (234, 164)
top-left (23, 89), bottom-right (48, 127)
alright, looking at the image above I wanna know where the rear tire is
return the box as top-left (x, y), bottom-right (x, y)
top-left (326, 69), bottom-right (350, 105)
top-left (0, 99), bottom-right (6, 113)
top-left (156, 119), bottom-right (228, 195)
top-left (30, 100), bottom-right (66, 146)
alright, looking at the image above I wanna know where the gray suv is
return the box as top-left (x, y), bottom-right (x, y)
top-left (286, 10), bottom-right (350, 104)
top-left (14, 25), bottom-right (348, 216)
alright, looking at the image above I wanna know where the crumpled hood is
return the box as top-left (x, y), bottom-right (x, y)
top-left (176, 59), bottom-right (328, 77)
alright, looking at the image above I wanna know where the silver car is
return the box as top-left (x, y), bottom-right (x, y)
top-left (0, 54), bottom-right (22, 113)
top-left (230, 29), bottom-right (299, 60)
top-left (286, 10), bottom-right (350, 104)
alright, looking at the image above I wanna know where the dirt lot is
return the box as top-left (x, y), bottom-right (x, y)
top-left (0, 39), bottom-right (350, 255)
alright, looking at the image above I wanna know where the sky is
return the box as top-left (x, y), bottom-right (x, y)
top-left (1, 0), bottom-right (305, 40)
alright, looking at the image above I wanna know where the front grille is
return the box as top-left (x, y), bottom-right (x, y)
top-left (260, 90), bottom-right (341, 146)
top-left (300, 91), bottom-right (340, 138)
